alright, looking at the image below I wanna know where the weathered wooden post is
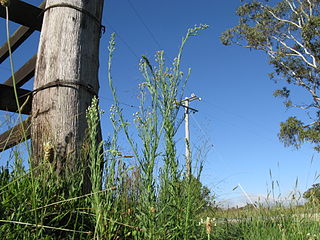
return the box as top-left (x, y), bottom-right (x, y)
top-left (31, 0), bottom-right (104, 184)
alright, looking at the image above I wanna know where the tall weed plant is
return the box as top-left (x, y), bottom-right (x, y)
top-left (1, 13), bottom-right (319, 239)
top-left (107, 24), bottom-right (209, 239)
top-left (0, 25), bottom-right (210, 239)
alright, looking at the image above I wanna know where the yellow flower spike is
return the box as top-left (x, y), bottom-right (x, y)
top-left (43, 141), bottom-right (54, 163)
top-left (205, 217), bottom-right (212, 234)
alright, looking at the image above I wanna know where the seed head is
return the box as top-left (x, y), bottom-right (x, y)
top-left (149, 207), bottom-right (156, 214)
top-left (43, 141), bottom-right (54, 163)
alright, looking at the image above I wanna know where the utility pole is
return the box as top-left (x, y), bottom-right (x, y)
top-left (178, 93), bottom-right (201, 177)
top-left (32, 0), bottom-right (104, 190)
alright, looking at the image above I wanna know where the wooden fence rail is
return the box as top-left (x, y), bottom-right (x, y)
top-left (0, 117), bottom-right (31, 152)
top-left (0, 0), bottom-right (46, 152)
top-left (0, 0), bottom-right (44, 30)
top-left (4, 54), bottom-right (37, 87)
top-left (0, 84), bottom-right (31, 114)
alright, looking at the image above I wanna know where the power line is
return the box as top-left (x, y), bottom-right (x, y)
top-left (100, 96), bottom-right (140, 109)
top-left (202, 99), bottom-right (275, 137)
top-left (197, 100), bottom-right (275, 144)
top-left (106, 23), bottom-right (140, 60)
top-left (190, 113), bottom-right (213, 145)
top-left (126, 0), bottom-right (162, 50)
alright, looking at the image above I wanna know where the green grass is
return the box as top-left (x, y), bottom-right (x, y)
top-left (200, 200), bottom-right (320, 240)
top-left (0, 25), bottom-right (211, 239)
top-left (0, 22), bottom-right (319, 239)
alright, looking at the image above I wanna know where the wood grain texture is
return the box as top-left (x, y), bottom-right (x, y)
top-left (32, 0), bottom-right (104, 175)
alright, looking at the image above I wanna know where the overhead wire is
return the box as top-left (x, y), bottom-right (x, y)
top-left (104, 1), bottom-right (162, 61)
top-left (100, 95), bottom-right (139, 109)
top-left (106, 23), bottom-right (140, 61)
top-left (202, 99), bottom-right (275, 140)
top-left (126, 0), bottom-right (162, 50)
top-left (190, 113), bottom-right (213, 147)
top-left (187, 104), bottom-right (252, 202)
top-left (103, 5), bottom-right (244, 197)
top-left (195, 99), bottom-right (276, 144)
top-left (102, 20), bottom-right (141, 109)
top-left (125, 0), bottom-right (196, 99)
top-left (103, 1), bottom-right (165, 113)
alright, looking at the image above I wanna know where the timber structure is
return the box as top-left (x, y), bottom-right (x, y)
top-left (0, 0), bottom-right (45, 152)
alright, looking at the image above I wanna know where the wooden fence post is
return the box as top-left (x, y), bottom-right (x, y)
top-left (31, 0), bottom-right (104, 185)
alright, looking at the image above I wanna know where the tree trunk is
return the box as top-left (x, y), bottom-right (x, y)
top-left (31, 0), bottom-right (104, 186)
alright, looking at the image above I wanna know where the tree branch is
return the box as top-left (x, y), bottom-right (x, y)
top-left (296, 79), bottom-right (320, 105)
top-left (266, 7), bottom-right (302, 29)
top-left (303, 120), bottom-right (320, 128)
top-left (267, 52), bottom-right (320, 107)
top-left (286, 30), bottom-right (318, 67)
top-left (307, 0), bottom-right (313, 17)
top-left (285, 0), bottom-right (300, 17)
top-left (290, 102), bottom-right (319, 110)
top-left (272, 36), bottom-right (317, 69)
top-left (297, 2), bottom-right (309, 24)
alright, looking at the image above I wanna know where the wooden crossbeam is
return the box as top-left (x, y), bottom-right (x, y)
top-left (0, 117), bottom-right (31, 152)
top-left (0, 26), bottom-right (34, 64)
top-left (0, 84), bottom-right (31, 114)
top-left (4, 54), bottom-right (36, 87)
top-left (0, 1), bottom-right (45, 63)
top-left (0, 0), bottom-right (44, 31)
top-left (0, 1), bottom-right (47, 152)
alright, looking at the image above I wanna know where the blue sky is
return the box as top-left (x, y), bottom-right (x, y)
top-left (1, 0), bottom-right (319, 207)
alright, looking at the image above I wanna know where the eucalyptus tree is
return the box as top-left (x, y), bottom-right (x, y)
top-left (221, 0), bottom-right (320, 151)
top-left (303, 183), bottom-right (320, 203)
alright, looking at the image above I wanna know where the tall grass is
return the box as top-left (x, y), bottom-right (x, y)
top-left (1, 16), bottom-right (319, 238)
top-left (206, 199), bottom-right (320, 240)
top-left (106, 24), bottom-right (209, 239)
top-left (0, 25), bottom-right (210, 239)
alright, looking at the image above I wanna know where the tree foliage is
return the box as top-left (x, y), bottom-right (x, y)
top-left (221, 0), bottom-right (320, 151)
top-left (303, 183), bottom-right (320, 202)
